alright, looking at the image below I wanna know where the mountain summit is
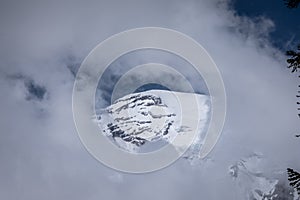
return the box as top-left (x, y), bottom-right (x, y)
top-left (95, 90), bottom-right (211, 155)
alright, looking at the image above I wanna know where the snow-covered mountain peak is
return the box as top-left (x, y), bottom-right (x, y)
top-left (95, 90), bottom-right (211, 154)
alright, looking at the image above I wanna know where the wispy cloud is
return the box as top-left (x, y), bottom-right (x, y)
top-left (0, 0), bottom-right (299, 199)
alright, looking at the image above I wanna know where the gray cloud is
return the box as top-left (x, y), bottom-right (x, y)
top-left (0, 0), bottom-right (299, 199)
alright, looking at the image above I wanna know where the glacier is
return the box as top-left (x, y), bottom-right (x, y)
top-left (229, 154), bottom-right (279, 200)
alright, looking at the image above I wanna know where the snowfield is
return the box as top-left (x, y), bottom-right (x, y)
top-left (94, 90), bottom-right (298, 199)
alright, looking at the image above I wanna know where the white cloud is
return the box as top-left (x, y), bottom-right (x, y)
top-left (0, 0), bottom-right (299, 199)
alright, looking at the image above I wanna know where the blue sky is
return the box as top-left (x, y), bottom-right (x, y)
top-left (233, 0), bottom-right (300, 50)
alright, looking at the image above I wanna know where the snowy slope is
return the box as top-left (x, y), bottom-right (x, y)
top-left (229, 154), bottom-right (279, 200)
top-left (95, 90), bottom-right (211, 154)
top-left (95, 90), bottom-right (298, 200)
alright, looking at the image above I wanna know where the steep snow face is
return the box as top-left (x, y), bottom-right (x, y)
top-left (229, 154), bottom-right (279, 200)
top-left (95, 90), bottom-right (211, 154)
